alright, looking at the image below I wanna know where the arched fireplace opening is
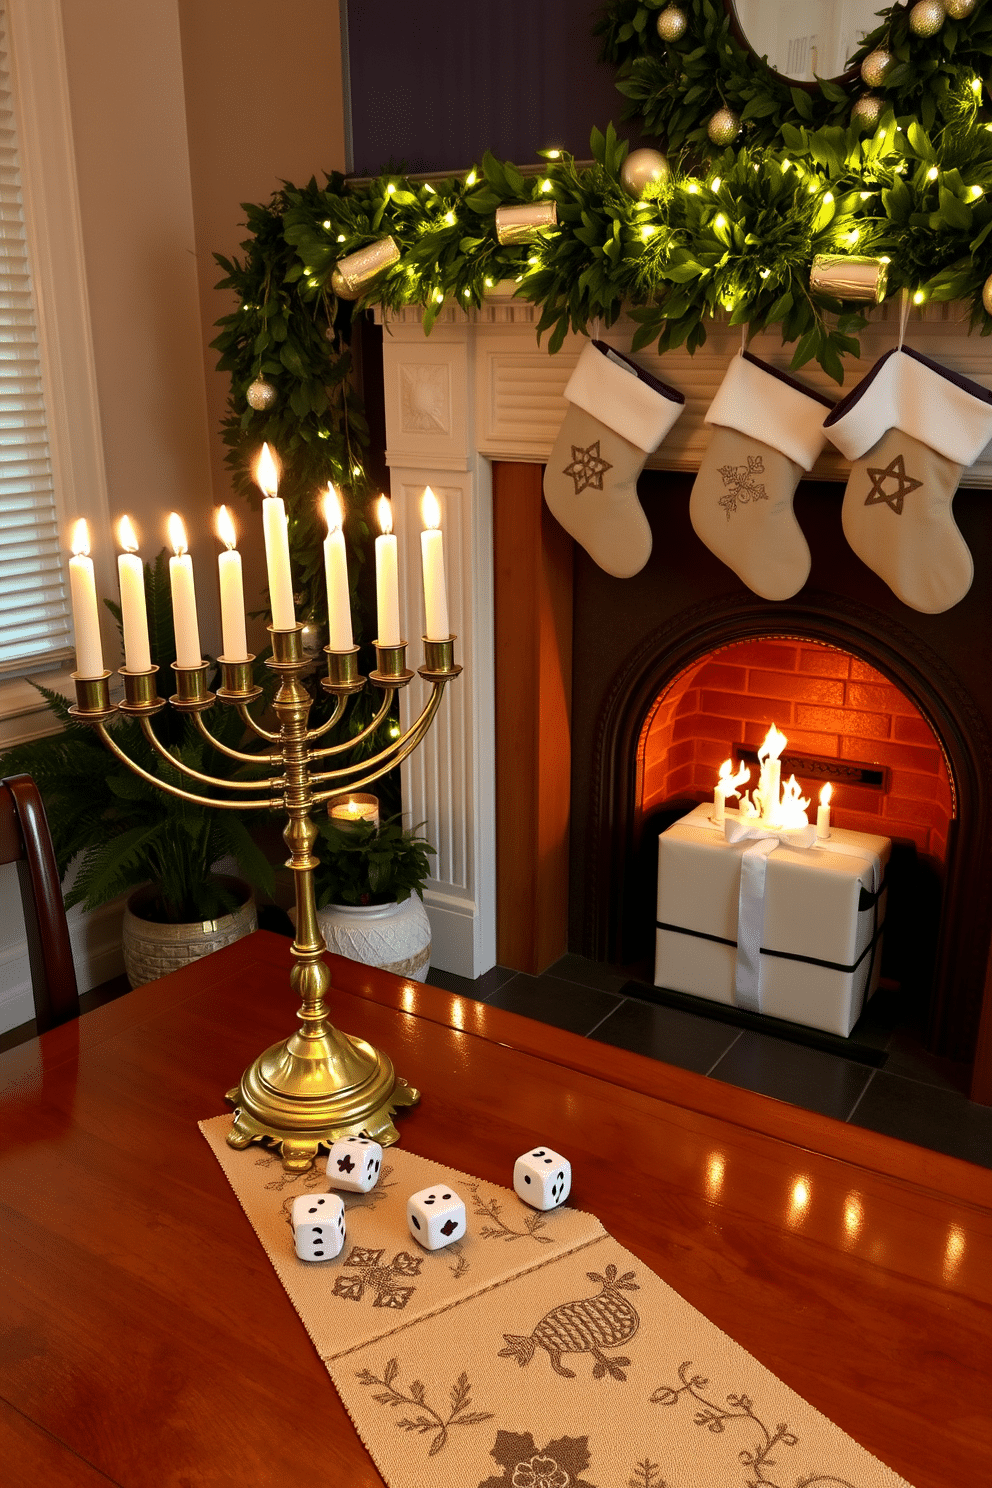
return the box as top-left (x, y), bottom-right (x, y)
top-left (631, 636), bottom-right (951, 1030)
top-left (574, 589), bottom-right (992, 1067)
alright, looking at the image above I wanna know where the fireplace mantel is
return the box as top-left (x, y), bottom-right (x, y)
top-left (376, 294), bottom-right (992, 988)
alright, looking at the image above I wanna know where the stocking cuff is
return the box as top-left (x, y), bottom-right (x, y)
top-left (823, 346), bottom-right (992, 465)
top-left (564, 340), bottom-right (685, 453)
top-left (704, 351), bottom-right (834, 471)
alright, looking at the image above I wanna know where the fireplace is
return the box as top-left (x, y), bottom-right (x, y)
top-left (372, 299), bottom-right (992, 1101)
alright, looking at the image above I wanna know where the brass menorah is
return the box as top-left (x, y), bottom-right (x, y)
top-left (70, 626), bottom-right (460, 1171)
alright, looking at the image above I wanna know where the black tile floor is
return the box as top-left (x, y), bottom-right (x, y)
top-left (425, 956), bottom-right (992, 1171)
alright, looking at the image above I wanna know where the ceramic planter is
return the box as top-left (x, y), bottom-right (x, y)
top-left (316, 896), bottom-right (431, 980)
top-left (122, 875), bottom-right (257, 988)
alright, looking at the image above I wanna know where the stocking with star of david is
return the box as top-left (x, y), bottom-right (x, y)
top-left (823, 347), bottom-right (992, 613)
top-left (542, 339), bottom-right (685, 577)
top-left (688, 351), bottom-right (834, 601)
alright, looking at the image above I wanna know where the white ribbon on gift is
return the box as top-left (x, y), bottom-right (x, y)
top-left (723, 818), bottom-right (818, 1014)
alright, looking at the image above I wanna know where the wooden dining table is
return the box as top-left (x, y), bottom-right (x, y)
top-left (0, 929), bottom-right (989, 1487)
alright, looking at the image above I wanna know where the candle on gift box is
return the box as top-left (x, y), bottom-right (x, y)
top-left (757, 723), bottom-right (788, 824)
top-left (420, 486), bottom-right (449, 641)
top-left (255, 443), bottom-right (296, 630)
top-left (116, 516), bottom-right (151, 672)
top-left (375, 495), bottom-right (401, 646)
top-left (216, 505), bottom-right (249, 662)
top-left (817, 781), bottom-right (833, 840)
top-left (322, 485), bottom-right (353, 651)
top-left (167, 513), bottom-right (202, 667)
top-left (712, 759), bottom-right (733, 826)
top-left (68, 519), bottom-right (104, 678)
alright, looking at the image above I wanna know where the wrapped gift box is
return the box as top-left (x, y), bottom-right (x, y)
top-left (655, 803), bottom-right (891, 1037)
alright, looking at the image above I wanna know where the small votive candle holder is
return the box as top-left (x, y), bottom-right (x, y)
top-left (327, 792), bottom-right (380, 831)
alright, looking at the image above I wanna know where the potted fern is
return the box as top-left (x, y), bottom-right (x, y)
top-left (311, 813), bottom-right (435, 979)
top-left (0, 554), bottom-right (275, 986)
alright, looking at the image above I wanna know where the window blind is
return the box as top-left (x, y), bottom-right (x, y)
top-left (0, 1), bottom-right (73, 677)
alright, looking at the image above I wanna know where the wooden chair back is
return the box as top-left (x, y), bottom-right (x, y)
top-left (0, 774), bottom-right (79, 1032)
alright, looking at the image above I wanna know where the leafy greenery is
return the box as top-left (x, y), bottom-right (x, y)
top-left (0, 555), bottom-right (276, 924)
top-left (313, 814), bottom-right (435, 907)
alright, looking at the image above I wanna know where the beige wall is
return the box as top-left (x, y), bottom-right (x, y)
top-left (178, 0), bottom-right (348, 645)
top-left (59, 0), bottom-right (219, 644)
top-left (57, 0), bottom-right (348, 654)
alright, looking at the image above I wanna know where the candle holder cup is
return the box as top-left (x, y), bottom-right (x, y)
top-left (71, 622), bottom-right (461, 1171)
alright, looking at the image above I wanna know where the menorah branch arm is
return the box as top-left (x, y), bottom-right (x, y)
top-left (95, 722), bottom-right (282, 811)
top-left (307, 681), bottom-right (443, 791)
top-left (308, 690), bottom-right (393, 761)
top-left (310, 686), bottom-right (446, 796)
top-left (138, 718), bottom-right (284, 793)
top-left (236, 703), bottom-right (281, 743)
top-left (192, 710), bottom-right (282, 766)
top-left (303, 694), bottom-right (348, 743)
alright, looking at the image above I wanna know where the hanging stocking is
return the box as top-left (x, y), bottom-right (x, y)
top-left (543, 339), bottom-right (685, 577)
top-left (822, 346), bottom-right (992, 613)
top-left (689, 351), bottom-right (834, 601)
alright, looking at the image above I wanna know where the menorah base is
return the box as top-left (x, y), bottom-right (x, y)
top-left (225, 1028), bottom-right (420, 1172)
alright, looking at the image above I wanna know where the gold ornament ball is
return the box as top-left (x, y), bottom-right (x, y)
top-left (620, 147), bottom-right (671, 197)
top-left (707, 106), bottom-right (741, 146)
top-left (851, 93), bottom-right (885, 126)
top-left (909, 0), bottom-right (946, 37)
top-left (246, 378), bottom-right (277, 411)
top-left (860, 48), bottom-right (894, 88)
top-left (656, 5), bottom-right (688, 42)
top-left (945, 0), bottom-right (976, 17)
top-left (982, 273), bottom-right (992, 317)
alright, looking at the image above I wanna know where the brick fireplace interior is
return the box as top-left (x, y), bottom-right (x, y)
top-left (492, 460), bottom-right (992, 1103)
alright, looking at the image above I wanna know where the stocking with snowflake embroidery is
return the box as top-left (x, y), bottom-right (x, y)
top-left (689, 351), bottom-right (833, 601)
top-left (822, 346), bottom-right (992, 613)
top-left (543, 339), bottom-right (685, 577)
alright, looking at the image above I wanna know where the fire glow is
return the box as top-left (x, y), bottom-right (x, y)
top-left (713, 723), bottom-right (828, 831)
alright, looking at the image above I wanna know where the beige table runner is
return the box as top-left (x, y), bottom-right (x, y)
top-left (201, 1116), bottom-right (913, 1488)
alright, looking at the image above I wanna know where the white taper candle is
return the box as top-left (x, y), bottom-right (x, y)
top-left (68, 519), bottom-right (104, 678)
top-left (375, 495), bottom-right (401, 646)
top-left (420, 486), bottom-right (449, 640)
top-left (256, 443), bottom-right (296, 630)
top-left (167, 513), bottom-right (202, 667)
top-left (216, 505), bottom-right (249, 662)
top-left (116, 516), bottom-right (151, 672)
top-left (322, 485), bottom-right (353, 651)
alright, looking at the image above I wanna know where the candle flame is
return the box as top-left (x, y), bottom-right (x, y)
top-left (820, 780), bottom-right (833, 806)
top-left (422, 485), bottom-right (441, 530)
top-left (779, 774), bottom-right (812, 829)
top-left (118, 515), bottom-right (139, 553)
top-left (323, 483), bottom-right (343, 534)
top-left (716, 758), bottom-right (750, 801)
top-left (377, 494), bottom-right (393, 536)
top-left (70, 518), bottom-right (90, 557)
top-left (167, 512), bottom-right (189, 556)
top-left (758, 722), bottom-right (788, 762)
top-left (255, 442), bottom-right (279, 497)
top-left (216, 505), bottom-right (237, 551)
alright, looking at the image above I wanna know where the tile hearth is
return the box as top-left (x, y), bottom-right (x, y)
top-left (426, 957), bottom-right (992, 1171)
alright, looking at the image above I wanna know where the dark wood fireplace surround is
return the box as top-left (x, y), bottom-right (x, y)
top-left (493, 461), bottom-right (992, 1105)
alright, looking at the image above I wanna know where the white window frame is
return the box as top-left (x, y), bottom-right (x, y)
top-left (0, 0), bottom-right (112, 747)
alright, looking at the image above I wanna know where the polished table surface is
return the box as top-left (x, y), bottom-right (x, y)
top-left (1, 930), bottom-right (990, 1488)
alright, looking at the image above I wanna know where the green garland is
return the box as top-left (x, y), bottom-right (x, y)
top-left (212, 1), bottom-right (992, 624)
